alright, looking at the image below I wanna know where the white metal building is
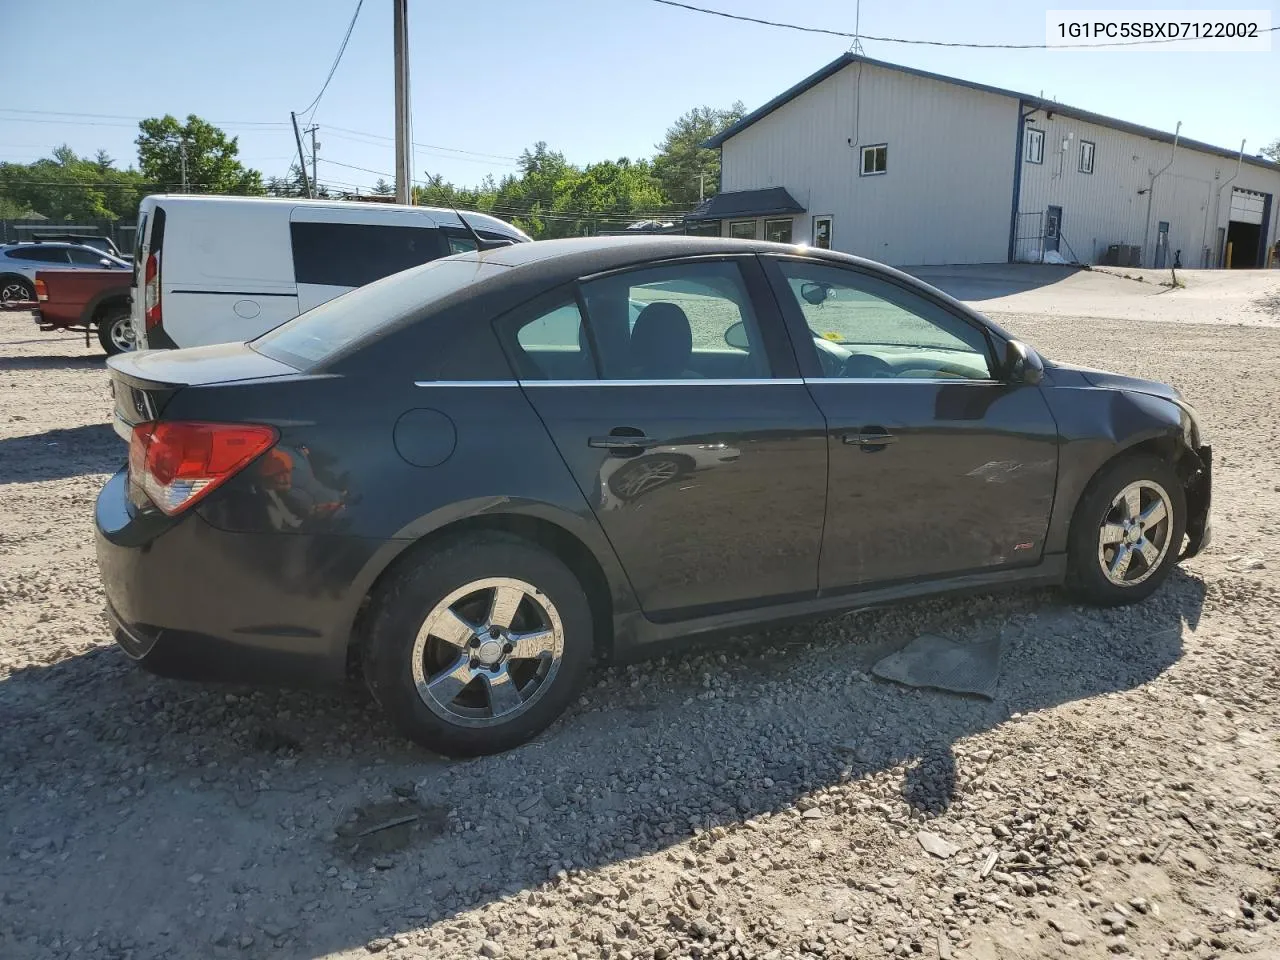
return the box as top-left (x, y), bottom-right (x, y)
top-left (693, 55), bottom-right (1280, 269)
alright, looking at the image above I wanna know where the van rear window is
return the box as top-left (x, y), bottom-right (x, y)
top-left (290, 221), bottom-right (448, 288)
top-left (253, 257), bottom-right (508, 368)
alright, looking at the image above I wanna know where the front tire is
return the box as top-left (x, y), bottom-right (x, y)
top-left (97, 308), bottom-right (135, 356)
top-left (362, 533), bottom-right (594, 756)
top-left (1066, 454), bottom-right (1186, 606)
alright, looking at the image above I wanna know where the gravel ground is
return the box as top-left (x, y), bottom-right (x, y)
top-left (2, 278), bottom-right (1279, 960)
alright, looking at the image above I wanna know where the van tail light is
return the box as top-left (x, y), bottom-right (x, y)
top-left (143, 252), bottom-right (162, 330)
top-left (128, 421), bottom-right (278, 516)
top-left (34, 278), bottom-right (48, 302)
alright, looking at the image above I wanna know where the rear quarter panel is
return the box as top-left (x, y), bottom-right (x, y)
top-left (166, 371), bottom-right (635, 655)
top-left (35, 269), bottom-right (129, 328)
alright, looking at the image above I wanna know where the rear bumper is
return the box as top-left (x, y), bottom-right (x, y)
top-left (1182, 444), bottom-right (1212, 559)
top-left (95, 468), bottom-right (384, 685)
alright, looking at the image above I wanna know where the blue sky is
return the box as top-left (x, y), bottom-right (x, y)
top-left (3, 0), bottom-right (1276, 195)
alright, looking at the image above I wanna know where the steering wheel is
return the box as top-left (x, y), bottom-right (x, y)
top-left (839, 353), bottom-right (896, 379)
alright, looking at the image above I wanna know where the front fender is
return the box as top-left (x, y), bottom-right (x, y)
top-left (1041, 386), bottom-right (1197, 555)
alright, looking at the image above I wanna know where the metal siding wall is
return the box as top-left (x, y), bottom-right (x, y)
top-left (1016, 111), bottom-right (1280, 266)
top-left (720, 63), bottom-right (1018, 266)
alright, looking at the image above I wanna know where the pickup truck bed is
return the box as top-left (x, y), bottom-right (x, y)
top-left (19, 269), bottom-right (134, 356)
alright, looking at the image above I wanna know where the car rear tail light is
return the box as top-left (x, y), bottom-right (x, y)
top-left (128, 421), bottom-right (278, 515)
top-left (143, 252), bottom-right (162, 330)
top-left (34, 279), bottom-right (47, 302)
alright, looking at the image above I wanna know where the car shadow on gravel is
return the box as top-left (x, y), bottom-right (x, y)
top-left (0, 570), bottom-right (1205, 958)
top-left (0, 353), bottom-right (104, 371)
top-left (0, 423), bottom-right (117, 483)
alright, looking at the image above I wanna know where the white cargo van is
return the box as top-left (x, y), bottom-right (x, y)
top-left (130, 195), bottom-right (530, 350)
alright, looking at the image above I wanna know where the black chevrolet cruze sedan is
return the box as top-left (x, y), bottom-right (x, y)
top-left (96, 237), bottom-right (1211, 755)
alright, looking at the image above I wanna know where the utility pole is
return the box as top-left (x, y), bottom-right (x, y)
top-left (698, 172), bottom-right (705, 204)
top-left (393, 0), bottom-right (412, 204)
top-left (290, 111), bottom-right (314, 198)
top-left (178, 140), bottom-right (188, 193)
top-left (307, 124), bottom-right (320, 197)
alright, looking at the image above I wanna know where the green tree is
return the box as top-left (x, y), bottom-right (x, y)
top-left (266, 163), bottom-right (328, 198)
top-left (0, 145), bottom-right (147, 221)
top-left (136, 114), bottom-right (265, 195)
top-left (1263, 138), bottom-right (1280, 163)
top-left (651, 103), bottom-right (744, 207)
top-left (373, 177), bottom-right (394, 196)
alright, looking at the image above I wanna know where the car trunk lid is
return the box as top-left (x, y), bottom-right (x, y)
top-left (107, 342), bottom-right (299, 439)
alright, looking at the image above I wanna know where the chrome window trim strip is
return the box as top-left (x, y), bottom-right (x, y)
top-left (803, 377), bottom-right (1004, 385)
top-left (521, 378), bottom-right (805, 387)
top-left (413, 380), bottom-right (520, 387)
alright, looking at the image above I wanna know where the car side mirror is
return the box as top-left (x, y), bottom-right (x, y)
top-left (99, 258), bottom-right (112, 268)
top-left (800, 281), bottom-right (831, 306)
top-left (724, 320), bottom-right (749, 351)
top-left (1005, 339), bottom-right (1044, 385)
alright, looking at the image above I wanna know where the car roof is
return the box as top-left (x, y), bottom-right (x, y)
top-left (456, 235), bottom-right (929, 289)
top-left (138, 194), bottom-right (527, 238)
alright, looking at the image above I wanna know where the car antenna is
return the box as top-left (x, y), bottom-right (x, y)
top-left (449, 204), bottom-right (514, 251)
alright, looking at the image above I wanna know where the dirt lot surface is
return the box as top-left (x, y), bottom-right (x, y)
top-left (2, 269), bottom-right (1279, 960)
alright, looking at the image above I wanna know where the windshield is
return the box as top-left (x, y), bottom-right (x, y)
top-left (254, 257), bottom-right (508, 367)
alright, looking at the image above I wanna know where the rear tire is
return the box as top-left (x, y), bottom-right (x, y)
top-left (97, 308), bottom-right (135, 356)
top-left (0, 275), bottom-right (34, 304)
top-left (1066, 454), bottom-right (1186, 607)
top-left (362, 533), bottom-right (594, 757)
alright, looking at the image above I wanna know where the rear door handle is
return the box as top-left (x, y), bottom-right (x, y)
top-left (589, 431), bottom-right (658, 451)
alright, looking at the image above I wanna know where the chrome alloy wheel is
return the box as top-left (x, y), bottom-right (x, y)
top-left (108, 315), bottom-right (137, 352)
top-left (1, 281), bottom-right (30, 303)
top-left (410, 577), bottom-right (564, 727)
top-left (1097, 480), bottom-right (1174, 587)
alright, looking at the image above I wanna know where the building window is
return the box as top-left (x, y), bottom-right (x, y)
top-left (860, 143), bottom-right (887, 176)
top-left (1025, 128), bottom-right (1045, 164)
top-left (812, 216), bottom-right (832, 249)
top-left (763, 219), bottom-right (793, 243)
top-left (1079, 139), bottom-right (1095, 174)
top-left (729, 220), bottom-right (756, 240)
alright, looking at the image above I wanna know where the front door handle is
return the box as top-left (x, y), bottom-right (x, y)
top-left (842, 427), bottom-right (897, 449)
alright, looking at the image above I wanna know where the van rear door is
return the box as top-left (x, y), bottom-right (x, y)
top-left (288, 206), bottom-right (449, 313)
top-left (152, 199), bottom-right (299, 349)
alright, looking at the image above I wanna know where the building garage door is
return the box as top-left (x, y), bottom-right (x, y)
top-left (1230, 188), bottom-right (1266, 225)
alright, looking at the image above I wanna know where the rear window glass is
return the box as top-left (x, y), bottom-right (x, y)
top-left (290, 221), bottom-right (447, 288)
top-left (253, 257), bottom-right (507, 367)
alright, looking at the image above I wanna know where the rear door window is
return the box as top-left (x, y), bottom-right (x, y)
top-left (68, 247), bottom-right (107, 265)
top-left (290, 221), bottom-right (448, 288)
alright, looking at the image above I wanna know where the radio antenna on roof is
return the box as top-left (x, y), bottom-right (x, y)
top-left (449, 203), bottom-right (514, 252)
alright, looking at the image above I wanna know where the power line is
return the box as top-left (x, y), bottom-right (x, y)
top-left (648, 0), bottom-right (1280, 48)
top-left (324, 125), bottom-right (519, 162)
top-left (0, 108), bottom-right (288, 127)
top-left (298, 0), bottom-right (365, 122)
top-left (322, 133), bottom-right (520, 167)
top-left (317, 159), bottom-right (690, 219)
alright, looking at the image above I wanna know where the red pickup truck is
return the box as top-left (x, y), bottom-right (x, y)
top-left (28, 268), bottom-right (134, 355)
